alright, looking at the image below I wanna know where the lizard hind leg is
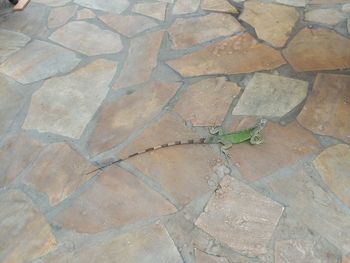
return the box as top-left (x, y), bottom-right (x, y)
top-left (250, 133), bottom-right (264, 145)
top-left (220, 141), bottom-right (233, 156)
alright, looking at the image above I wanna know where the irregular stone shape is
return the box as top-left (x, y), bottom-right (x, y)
top-left (0, 75), bottom-right (24, 138)
top-left (313, 144), bottom-right (350, 208)
top-left (23, 59), bottom-right (117, 139)
top-left (132, 2), bottom-right (167, 21)
top-left (174, 78), bottom-right (240, 126)
top-left (0, 190), bottom-right (56, 263)
top-left (114, 31), bottom-right (164, 89)
top-left (276, 0), bottom-right (306, 6)
top-left (33, 0), bottom-right (71, 6)
top-left (167, 33), bottom-right (285, 77)
top-left (121, 114), bottom-right (220, 206)
top-left (0, 29), bottom-right (30, 61)
top-left (266, 169), bottom-right (350, 254)
top-left (48, 5), bottom-right (78, 29)
top-left (49, 21), bottom-right (123, 56)
top-left (0, 40), bottom-right (80, 84)
top-left (89, 81), bottom-right (178, 155)
top-left (76, 8), bottom-right (95, 19)
top-left (99, 13), bottom-right (158, 38)
top-left (74, 0), bottom-right (129, 13)
top-left (196, 176), bottom-right (284, 256)
top-left (55, 166), bottom-right (176, 233)
top-left (40, 224), bottom-right (183, 263)
top-left (228, 121), bottom-right (321, 181)
top-left (240, 1), bottom-right (298, 47)
top-left (232, 73), bottom-right (308, 118)
top-left (173, 0), bottom-right (200, 14)
top-left (305, 9), bottom-right (346, 25)
top-left (0, 134), bottom-right (44, 186)
top-left (297, 74), bottom-right (350, 143)
top-left (168, 13), bottom-right (243, 49)
top-left (195, 249), bottom-right (229, 263)
top-left (24, 143), bottom-right (96, 206)
top-left (200, 0), bottom-right (238, 14)
top-left (283, 28), bottom-right (350, 72)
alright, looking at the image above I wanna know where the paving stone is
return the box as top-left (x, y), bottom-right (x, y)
top-left (173, 0), bottom-right (200, 14)
top-left (313, 144), bottom-right (350, 208)
top-left (99, 13), bottom-right (158, 38)
top-left (114, 31), bottom-right (164, 89)
top-left (55, 166), bottom-right (176, 233)
top-left (0, 40), bottom-right (80, 84)
top-left (0, 134), bottom-right (44, 186)
top-left (76, 8), bottom-right (95, 19)
top-left (24, 143), bottom-right (96, 206)
top-left (344, 254), bottom-right (350, 263)
top-left (232, 73), bottom-right (308, 118)
top-left (240, 1), bottom-right (299, 47)
top-left (200, 0), bottom-right (238, 13)
top-left (48, 5), bottom-right (78, 29)
top-left (0, 190), bottom-right (56, 263)
top-left (309, 0), bottom-right (350, 4)
top-left (89, 81), bottom-right (178, 155)
top-left (195, 249), bottom-right (229, 263)
top-left (168, 13), bottom-right (243, 49)
top-left (305, 8), bottom-right (346, 25)
top-left (167, 33), bottom-right (285, 77)
top-left (0, 75), bottom-right (24, 138)
top-left (275, 0), bottom-right (307, 6)
top-left (343, 4), bottom-right (350, 12)
top-left (196, 176), bottom-right (284, 256)
top-left (283, 28), bottom-right (350, 72)
top-left (23, 59), bottom-right (117, 139)
top-left (33, 0), bottom-right (71, 6)
top-left (266, 169), bottom-right (350, 254)
top-left (121, 114), bottom-right (221, 206)
top-left (174, 78), bottom-right (240, 126)
top-left (74, 0), bottom-right (129, 13)
top-left (0, 29), bottom-right (30, 61)
top-left (132, 2), bottom-right (167, 21)
top-left (297, 74), bottom-right (350, 143)
top-left (228, 121), bottom-right (321, 181)
top-left (49, 21), bottom-right (123, 56)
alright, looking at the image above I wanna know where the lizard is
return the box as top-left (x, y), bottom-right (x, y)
top-left (87, 119), bottom-right (267, 175)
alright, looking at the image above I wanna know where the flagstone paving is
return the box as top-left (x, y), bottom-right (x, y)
top-left (0, 0), bottom-right (350, 263)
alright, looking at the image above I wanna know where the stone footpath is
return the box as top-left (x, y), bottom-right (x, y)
top-left (0, 0), bottom-right (350, 262)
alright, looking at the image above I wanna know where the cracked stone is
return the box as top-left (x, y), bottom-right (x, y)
top-left (232, 73), bottom-right (308, 118)
top-left (0, 190), bottom-right (56, 263)
top-left (132, 2), bottom-right (167, 21)
top-left (24, 143), bottom-right (96, 206)
top-left (0, 29), bottom-right (30, 62)
top-left (297, 73), bottom-right (350, 143)
top-left (114, 31), bottom-right (164, 89)
top-left (168, 13), bottom-right (243, 50)
top-left (240, 1), bottom-right (299, 47)
top-left (49, 21), bottom-right (123, 56)
top-left (54, 166), bottom-right (176, 233)
top-left (89, 81), bottom-right (178, 155)
top-left (313, 144), bottom-right (350, 208)
top-left (276, 0), bottom-right (306, 6)
top-left (173, 0), bottom-right (200, 14)
top-left (76, 8), bottom-right (95, 19)
top-left (283, 28), bottom-right (350, 72)
top-left (23, 59), bottom-right (117, 139)
top-left (33, 0), bottom-right (71, 6)
top-left (48, 5), bottom-right (78, 29)
top-left (305, 8), bottom-right (346, 25)
top-left (167, 33), bottom-right (285, 77)
top-left (0, 40), bottom-right (80, 84)
top-left (174, 77), bottom-right (240, 126)
top-left (196, 176), bottom-right (284, 256)
top-left (200, 0), bottom-right (238, 14)
top-left (195, 249), bottom-right (229, 263)
top-left (99, 13), bottom-right (158, 38)
top-left (74, 0), bottom-right (129, 13)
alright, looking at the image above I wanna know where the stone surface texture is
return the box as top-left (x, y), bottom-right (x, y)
top-left (132, 2), bottom-right (167, 21)
top-left (0, 29), bottom-right (30, 61)
top-left (173, 0), bottom-right (200, 14)
top-left (276, 0), bottom-right (306, 6)
top-left (48, 5), bottom-right (78, 28)
top-left (305, 8), bottom-right (346, 25)
top-left (74, 0), bottom-right (129, 13)
top-left (195, 249), bottom-right (229, 263)
top-left (200, 0), bottom-right (238, 13)
top-left (76, 8), bottom-right (96, 19)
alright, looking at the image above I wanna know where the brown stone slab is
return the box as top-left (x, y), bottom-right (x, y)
top-left (13, 0), bottom-right (30, 11)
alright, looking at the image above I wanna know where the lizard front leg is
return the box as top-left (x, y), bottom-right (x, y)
top-left (219, 139), bottom-right (233, 156)
top-left (209, 126), bottom-right (224, 136)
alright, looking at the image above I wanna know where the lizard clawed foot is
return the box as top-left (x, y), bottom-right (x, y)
top-left (250, 133), bottom-right (264, 145)
top-left (209, 126), bottom-right (223, 135)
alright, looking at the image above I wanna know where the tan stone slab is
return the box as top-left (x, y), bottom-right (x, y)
top-left (76, 8), bottom-right (95, 19)
top-left (121, 114), bottom-right (220, 206)
top-left (305, 8), bottom-right (346, 25)
top-left (173, 0), bottom-right (200, 14)
top-left (297, 74), bottom-right (350, 143)
top-left (275, 0), bottom-right (307, 7)
top-left (168, 13), bottom-right (243, 49)
top-left (167, 33), bottom-right (285, 77)
top-left (200, 0), bottom-right (238, 13)
top-left (0, 190), bottom-right (56, 263)
top-left (195, 249), bottom-right (229, 263)
top-left (313, 144), bottom-right (350, 208)
top-left (343, 254), bottom-right (350, 263)
top-left (283, 28), bottom-right (350, 72)
top-left (228, 121), bottom-right (321, 181)
top-left (88, 81), bottom-right (178, 155)
top-left (55, 166), bottom-right (176, 233)
top-left (48, 5), bottom-right (78, 29)
top-left (99, 13), bottom-right (158, 38)
top-left (74, 0), bottom-right (129, 13)
top-left (0, 134), bottom-right (44, 186)
top-left (24, 143), bottom-right (96, 206)
top-left (240, 1), bottom-right (298, 47)
top-left (132, 2), bottom-right (167, 21)
top-left (309, 0), bottom-right (350, 3)
top-left (174, 78), bottom-right (240, 126)
top-left (113, 31), bottom-right (164, 89)
top-left (13, 0), bottom-right (30, 12)
top-left (196, 176), bottom-right (284, 256)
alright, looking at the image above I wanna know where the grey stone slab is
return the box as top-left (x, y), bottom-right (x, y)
top-left (0, 29), bottom-right (30, 62)
top-left (74, 0), bottom-right (129, 13)
top-left (33, 0), bottom-right (71, 6)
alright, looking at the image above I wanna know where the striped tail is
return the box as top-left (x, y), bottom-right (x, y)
top-left (86, 138), bottom-right (209, 175)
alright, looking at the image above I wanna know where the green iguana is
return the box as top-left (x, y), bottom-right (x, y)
top-left (87, 119), bottom-right (267, 175)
